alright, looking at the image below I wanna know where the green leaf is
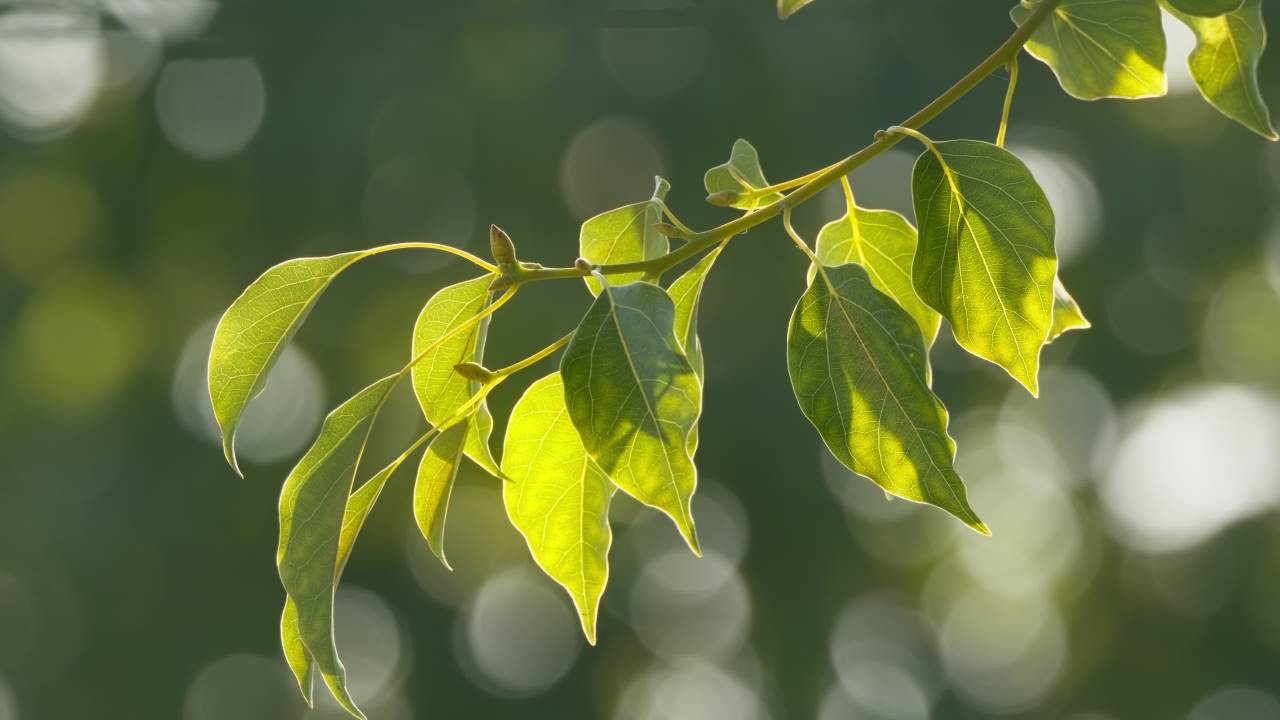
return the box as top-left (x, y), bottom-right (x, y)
top-left (277, 375), bottom-right (399, 720)
top-left (560, 280), bottom-right (702, 552)
top-left (579, 178), bottom-right (671, 295)
top-left (1166, 0), bottom-right (1244, 16)
top-left (1011, 0), bottom-right (1167, 100)
top-left (811, 194), bottom-right (941, 346)
top-left (789, 263), bottom-right (988, 533)
top-left (411, 275), bottom-right (500, 477)
top-left (1047, 276), bottom-right (1091, 342)
top-left (209, 251), bottom-right (369, 476)
top-left (281, 442), bottom-right (413, 706)
top-left (413, 422), bottom-right (468, 569)
top-left (704, 139), bottom-right (783, 211)
top-left (502, 372), bottom-right (616, 644)
top-left (1165, 0), bottom-right (1278, 140)
top-left (668, 244), bottom-right (725, 455)
top-left (910, 139), bottom-right (1057, 395)
top-left (778, 0), bottom-right (816, 19)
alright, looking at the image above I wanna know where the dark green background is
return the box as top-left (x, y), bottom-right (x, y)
top-left (3, 1), bottom-right (1280, 718)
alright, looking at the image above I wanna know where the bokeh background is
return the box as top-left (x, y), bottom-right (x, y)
top-left (3, 0), bottom-right (1280, 718)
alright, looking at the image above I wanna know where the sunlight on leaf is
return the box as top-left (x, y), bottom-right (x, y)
top-left (281, 436), bottom-right (421, 707)
top-left (1012, 0), bottom-right (1167, 100)
top-left (1047, 276), bottom-right (1091, 343)
top-left (910, 139), bottom-right (1058, 395)
top-left (414, 423), bottom-right (469, 569)
top-left (667, 243), bottom-right (725, 454)
top-left (276, 375), bottom-right (399, 720)
top-left (561, 280), bottom-right (702, 553)
top-left (209, 251), bottom-right (367, 476)
top-left (579, 178), bottom-right (671, 295)
top-left (789, 262), bottom-right (987, 533)
top-left (503, 372), bottom-right (616, 644)
top-left (704, 139), bottom-right (783, 211)
top-left (411, 275), bottom-right (500, 477)
top-left (811, 182), bottom-right (941, 346)
top-left (778, 0), bottom-right (816, 19)
top-left (1164, 0), bottom-right (1278, 139)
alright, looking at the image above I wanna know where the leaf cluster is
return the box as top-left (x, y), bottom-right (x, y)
top-left (206, 0), bottom-right (1275, 715)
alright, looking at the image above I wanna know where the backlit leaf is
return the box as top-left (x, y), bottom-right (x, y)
top-left (667, 244), bottom-right (725, 454)
top-left (1164, 0), bottom-right (1278, 140)
top-left (411, 275), bottom-right (500, 477)
top-left (1047, 276), bottom-right (1091, 342)
top-left (561, 280), bottom-right (702, 552)
top-left (209, 251), bottom-right (367, 476)
top-left (277, 375), bottom-right (398, 720)
top-left (789, 263), bottom-right (987, 533)
top-left (910, 139), bottom-right (1057, 395)
top-left (704, 139), bottom-right (783, 211)
top-left (1166, 0), bottom-right (1244, 16)
top-left (281, 441), bottom-right (416, 705)
top-left (503, 372), bottom-right (616, 644)
top-left (413, 423), bottom-right (468, 568)
top-left (778, 0), bottom-right (816, 19)
top-left (1011, 0), bottom-right (1167, 100)
top-left (811, 191), bottom-right (941, 346)
top-left (579, 178), bottom-right (671, 295)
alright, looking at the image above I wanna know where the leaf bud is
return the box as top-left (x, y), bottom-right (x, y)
top-left (489, 224), bottom-right (518, 267)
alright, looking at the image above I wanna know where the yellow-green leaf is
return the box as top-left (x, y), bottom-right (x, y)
top-left (560, 280), bottom-right (702, 552)
top-left (209, 251), bottom-right (367, 476)
top-left (811, 192), bottom-right (941, 346)
top-left (1012, 0), bottom-right (1167, 100)
top-left (579, 178), bottom-right (671, 295)
top-left (789, 263), bottom-right (987, 533)
top-left (778, 0), bottom-right (816, 19)
top-left (413, 422), bottom-right (468, 569)
top-left (281, 442), bottom-right (413, 706)
top-left (502, 372), bottom-right (616, 644)
top-left (704, 139), bottom-right (782, 211)
top-left (1047, 276), bottom-right (1091, 342)
top-left (910, 139), bottom-right (1057, 395)
top-left (277, 375), bottom-right (398, 720)
top-left (1164, 0), bottom-right (1278, 140)
top-left (411, 275), bottom-right (499, 477)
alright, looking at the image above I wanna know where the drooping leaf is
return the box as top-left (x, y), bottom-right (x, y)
top-left (778, 0), bottom-right (816, 19)
top-left (1166, 0), bottom-right (1244, 16)
top-left (411, 275), bottom-right (500, 477)
top-left (1165, 0), bottom-right (1278, 140)
top-left (789, 263), bottom-right (988, 533)
top-left (667, 244), bottom-right (725, 454)
top-left (281, 440), bottom-right (418, 705)
top-left (1011, 0), bottom-right (1167, 100)
top-left (209, 250), bottom-right (372, 476)
top-left (811, 195), bottom-right (941, 346)
top-left (910, 139), bottom-right (1057, 395)
top-left (277, 375), bottom-right (398, 720)
top-left (579, 178), bottom-right (671, 295)
top-left (413, 422), bottom-right (468, 569)
top-left (1047, 276), bottom-right (1091, 343)
top-left (704, 139), bottom-right (783, 211)
top-left (560, 280), bottom-right (702, 552)
top-left (502, 372), bottom-right (616, 644)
